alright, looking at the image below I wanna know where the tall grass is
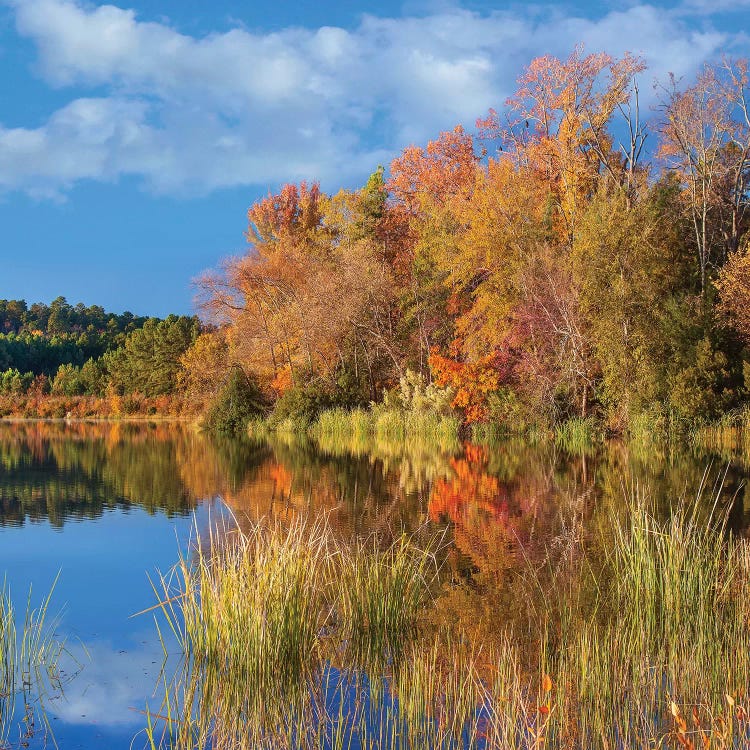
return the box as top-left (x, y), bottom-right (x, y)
top-left (554, 416), bottom-right (598, 453)
top-left (338, 533), bottom-right (441, 669)
top-left (146, 484), bottom-right (750, 749)
top-left (147, 517), bottom-right (442, 749)
top-left (253, 402), bottom-right (461, 454)
top-left (312, 406), bottom-right (461, 449)
top-left (692, 408), bottom-right (750, 465)
top-left (0, 580), bottom-right (65, 748)
top-left (310, 407), bottom-right (462, 493)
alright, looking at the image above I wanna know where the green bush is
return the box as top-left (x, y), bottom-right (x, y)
top-left (0, 368), bottom-right (34, 395)
top-left (669, 337), bottom-right (735, 425)
top-left (269, 383), bottom-right (333, 429)
top-left (50, 363), bottom-right (86, 396)
top-left (269, 372), bottom-right (367, 430)
top-left (204, 367), bottom-right (266, 435)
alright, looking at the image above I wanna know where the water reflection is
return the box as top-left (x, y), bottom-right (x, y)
top-left (1, 420), bottom-right (748, 538)
top-left (0, 420), bottom-right (749, 749)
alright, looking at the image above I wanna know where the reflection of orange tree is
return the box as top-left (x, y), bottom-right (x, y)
top-left (213, 455), bottom-right (390, 533)
top-left (428, 444), bottom-right (542, 577)
top-left (187, 435), bottom-right (427, 536)
top-left (425, 443), bottom-right (587, 651)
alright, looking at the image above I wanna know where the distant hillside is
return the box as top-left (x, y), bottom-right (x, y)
top-left (0, 296), bottom-right (201, 401)
top-left (0, 296), bottom-right (150, 377)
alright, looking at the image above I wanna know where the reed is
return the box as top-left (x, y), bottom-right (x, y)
top-left (312, 405), bottom-right (461, 448)
top-left (554, 416), bottom-right (598, 453)
top-left (146, 483), bottom-right (750, 749)
top-left (337, 532), bottom-right (442, 670)
top-left (0, 580), bottom-right (64, 748)
top-left (148, 517), bottom-right (442, 748)
top-left (692, 408), bottom-right (750, 465)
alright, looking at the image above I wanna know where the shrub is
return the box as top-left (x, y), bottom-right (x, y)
top-left (268, 371), bottom-right (367, 430)
top-left (204, 367), bottom-right (266, 435)
top-left (669, 337), bottom-right (736, 425)
top-left (50, 363), bottom-right (86, 396)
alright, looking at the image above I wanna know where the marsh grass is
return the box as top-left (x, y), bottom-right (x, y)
top-left (554, 417), bottom-right (598, 453)
top-left (0, 580), bottom-right (65, 748)
top-left (312, 406), bottom-right (461, 449)
top-left (338, 533), bottom-right (442, 670)
top-left (146, 483), bottom-right (750, 749)
top-left (147, 517), bottom-right (443, 749)
top-left (311, 407), bottom-right (462, 492)
top-left (256, 404), bottom-right (461, 456)
top-left (693, 408), bottom-right (750, 466)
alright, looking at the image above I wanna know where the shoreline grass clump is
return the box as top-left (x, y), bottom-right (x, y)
top-left (147, 481), bottom-right (750, 750)
top-left (692, 407), bottom-right (750, 465)
top-left (148, 517), bottom-right (443, 749)
top-left (254, 370), bottom-right (462, 456)
top-left (0, 580), bottom-right (65, 748)
top-left (554, 416), bottom-right (598, 453)
top-left (338, 533), bottom-right (442, 670)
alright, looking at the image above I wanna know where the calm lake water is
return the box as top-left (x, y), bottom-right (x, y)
top-left (0, 420), bottom-right (748, 749)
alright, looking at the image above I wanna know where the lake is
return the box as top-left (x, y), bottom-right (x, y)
top-left (0, 420), bottom-right (748, 749)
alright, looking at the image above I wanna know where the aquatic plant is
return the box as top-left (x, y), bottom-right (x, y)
top-left (553, 416), bottom-right (598, 453)
top-left (145, 481), bottom-right (750, 750)
top-left (147, 517), bottom-right (442, 749)
top-left (0, 580), bottom-right (65, 748)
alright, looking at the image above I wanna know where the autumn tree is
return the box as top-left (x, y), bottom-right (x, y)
top-left (386, 126), bottom-right (479, 373)
top-left (200, 176), bottom-right (402, 406)
top-left (572, 181), bottom-right (696, 426)
top-left (659, 58), bottom-right (750, 293)
top-left (178, 330), bottom-right (230, 408)
top-left (479, 47), bottom-right (647, 240)
top-left (717, 244), bottom-right (750, 342)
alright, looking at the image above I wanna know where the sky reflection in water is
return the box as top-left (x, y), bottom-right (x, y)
top-left (0, 421), bottom-right (748, 749)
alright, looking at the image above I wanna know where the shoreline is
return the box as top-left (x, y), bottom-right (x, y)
top-left (0, 415), bottom-right (193, 424)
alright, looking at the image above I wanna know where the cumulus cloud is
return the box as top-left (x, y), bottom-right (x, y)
top-left (0, 0), bottom-right (741, 197)
top-left (50, 636), bottom-right (166, 728)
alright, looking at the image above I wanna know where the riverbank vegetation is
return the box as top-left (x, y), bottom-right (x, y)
top-left (0, 296), bottom-right (202, 418)
top-left (147, 485), bottom-right (750, 749)
top-left (3, 51), bottom-right (750, 445)
top-left (191, 50), bottom-right (750, 443)
top-left (0, 581), bottom-right (65, 747)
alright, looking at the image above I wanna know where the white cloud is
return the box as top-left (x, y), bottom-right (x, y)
top-left (0, 0), bottom-right (742, 198)
top-left (49, 636), bottom-right (167, 729)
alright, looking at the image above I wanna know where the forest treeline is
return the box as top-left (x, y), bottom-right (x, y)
top-left (192, 49), bottom-right (750, 436)
top-left (4, 49), bottom-right (750, 434)
top-left (0, 295), bottom-right (201, 415)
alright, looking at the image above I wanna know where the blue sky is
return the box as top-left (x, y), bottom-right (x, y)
top-left (0, 0), bottom-right (748, 318)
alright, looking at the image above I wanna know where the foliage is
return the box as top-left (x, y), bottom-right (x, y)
top-left (177, 330), bottom-right (229, 407)
top-left (0, 298), bottom-right (205, 412)
top-left (0, 368), bottom-right (34, 395)
top-left (105, 315), bottom-right (200, 397)
top-left (0, 296), bottom-right (148, 377)
top-left (196, 50), bottom-right (750, 433)
top-left (203, 367), bottom-right (267, 435)
top-left (382, 369), bottom-right (454, 415)
top-left (669, 336), bottom-right (736, 425)
top-left (9, 51), bottom-right (750, 430)
top-left (717, 244), bottom-right (750, 341)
